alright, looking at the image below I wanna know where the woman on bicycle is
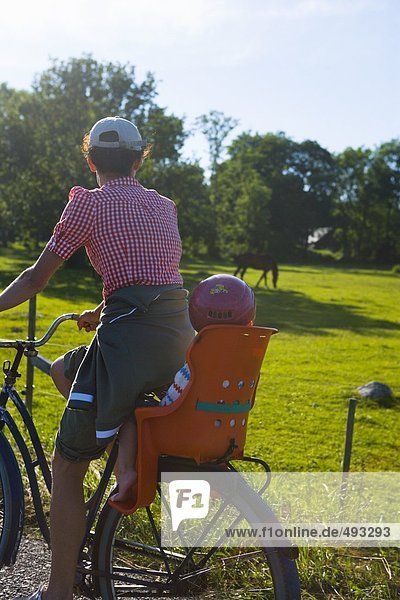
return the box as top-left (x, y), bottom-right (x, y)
top-left (0, 116), bottom-right (194, 600)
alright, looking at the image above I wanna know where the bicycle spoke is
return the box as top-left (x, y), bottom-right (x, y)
top-left (93, 501), bottom-right (300, 599)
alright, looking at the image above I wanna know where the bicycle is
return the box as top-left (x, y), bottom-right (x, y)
top-left (0, 314), bottom-right (301, 599)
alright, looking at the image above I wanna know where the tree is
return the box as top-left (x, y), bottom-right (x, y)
top-left (366, 141), bottom-right (400, 262)
top-left (0, 84), bottom-right (39, 245)
top-left (140, 160), bottom-right (213, 256)
top-left (195, 110), bottom-right (239, 176)
top-left (289, 140), bottom-right (337, 228)
top-left (0, 56), bottom-right (203, 250)
top-left (212, 132), bottom-right (336, 259)
top-left (332, 143), bottom-right (400, 263)
top-left (212, 159), bottom-right (271, 257)
top-left (141, 107), bottom-right (187, 164)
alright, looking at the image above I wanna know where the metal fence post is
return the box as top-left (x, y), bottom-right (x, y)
top-left (342, 397), bottom-right (357, 472)
top-left (25, 295), bottom-right (37, 414)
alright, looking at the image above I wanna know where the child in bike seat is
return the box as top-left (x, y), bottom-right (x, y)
top-left (111, 273), bottom-right (256, 502)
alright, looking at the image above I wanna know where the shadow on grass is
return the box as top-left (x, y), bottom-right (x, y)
top-left (357, 395), bottom-right (399, 409)
top-left (165, 262), bottom-right (400, 336)
top-left (170, 262), bottom-right (400, 336)
top-left (0, 246), bottom-right (102, 305)
top-left (2, 254), bottom-right (398, 336)
top-left (254, 288), bottom-right (399, 335)
top-left (41, 268), bottom-right (103, 305)
top-left (0, 250), bottom-right (103, 306)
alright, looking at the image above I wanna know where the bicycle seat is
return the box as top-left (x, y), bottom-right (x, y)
top-left (108, 324), bottom-right (277, 514)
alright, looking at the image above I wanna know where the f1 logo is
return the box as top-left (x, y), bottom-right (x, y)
top-left (169, 480), bottom-right (211, 531)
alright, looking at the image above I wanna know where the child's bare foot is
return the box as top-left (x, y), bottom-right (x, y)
top-left (111, 469), bottom-right (137, 502)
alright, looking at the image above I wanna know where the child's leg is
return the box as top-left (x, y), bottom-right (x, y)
top-left (111, 417), bottom-right (137, 502)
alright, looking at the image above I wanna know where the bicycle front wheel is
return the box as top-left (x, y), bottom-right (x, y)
top-left (0, 431), bottom-right (24, 568)
top-left (92, 474), bottom-right (300, 599)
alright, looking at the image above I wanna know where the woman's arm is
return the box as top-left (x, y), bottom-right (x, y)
top-left (0, 249), bottom-right (64, 312)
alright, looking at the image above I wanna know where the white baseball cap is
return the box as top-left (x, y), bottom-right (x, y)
top-left (89, 116), bottom-right (147, 150)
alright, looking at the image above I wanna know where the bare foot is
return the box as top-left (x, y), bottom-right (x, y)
top-left (110, 469), bottom-right (137, 502)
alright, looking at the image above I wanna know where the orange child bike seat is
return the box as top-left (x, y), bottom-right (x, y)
top-left (108, 324), bottom-right (278, 515)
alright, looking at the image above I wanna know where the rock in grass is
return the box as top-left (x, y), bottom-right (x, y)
top-left (357, 381), bottom-right (393, 400)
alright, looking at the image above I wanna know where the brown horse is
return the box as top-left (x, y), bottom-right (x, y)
top-left (233, 253), bottom-right (278, 288)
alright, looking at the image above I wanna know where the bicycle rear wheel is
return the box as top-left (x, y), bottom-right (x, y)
top-left (0, 431), bottom-right (24, 567)
top-left (92, 473), bottom-right (300, 599)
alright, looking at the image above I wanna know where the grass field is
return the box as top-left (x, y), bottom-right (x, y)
top-left (0, 246), bottom-right (399, 598)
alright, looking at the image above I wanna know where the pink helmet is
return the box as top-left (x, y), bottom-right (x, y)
top-left (189, 274), bottom-right (256, 331)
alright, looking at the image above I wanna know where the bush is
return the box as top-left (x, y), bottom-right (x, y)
top-left (305, 248), bottom-right (342, 264)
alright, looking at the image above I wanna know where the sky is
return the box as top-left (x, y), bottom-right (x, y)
top-left (0, 0), bottom-right (399, 168)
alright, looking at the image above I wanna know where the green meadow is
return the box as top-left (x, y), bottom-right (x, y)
top-left (0, 246), bottom-right (399, 598)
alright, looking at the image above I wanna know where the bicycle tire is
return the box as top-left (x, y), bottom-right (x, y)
top-left (0, 431), bottom-right (24, 567)
top-left (92, 473), bottom-right (300, 599)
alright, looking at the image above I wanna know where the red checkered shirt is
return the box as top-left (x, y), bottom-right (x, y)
top-left (46, 176), bottom-right (183, 300)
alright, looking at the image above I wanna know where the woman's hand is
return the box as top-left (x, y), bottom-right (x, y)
top-left (77, 309), bottom-right (101, 332)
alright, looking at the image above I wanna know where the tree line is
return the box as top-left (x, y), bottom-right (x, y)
top-left (1, 56), bottom-right (399, 265)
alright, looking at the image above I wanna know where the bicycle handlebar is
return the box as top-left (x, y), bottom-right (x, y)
top-left (0, 313), bottom-right (80, 349)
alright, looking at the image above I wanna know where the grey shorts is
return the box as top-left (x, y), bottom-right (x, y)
top-left (56, 346), bottom-right (107, 462)
top-left (55, 346), bottom-right (162, 462)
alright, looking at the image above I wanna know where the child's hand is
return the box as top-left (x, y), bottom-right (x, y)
top-left (77, 309), bottom-right (100, 332)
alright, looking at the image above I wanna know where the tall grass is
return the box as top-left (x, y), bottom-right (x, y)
top-left (0, 247), bottom-right (399, 598)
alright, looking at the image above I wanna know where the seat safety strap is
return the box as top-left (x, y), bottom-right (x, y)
top-left (196, 400), bottom-right (251, 413)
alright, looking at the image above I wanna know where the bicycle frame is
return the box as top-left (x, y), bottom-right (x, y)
top-left (0, 384), bottom-right (52, 542)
